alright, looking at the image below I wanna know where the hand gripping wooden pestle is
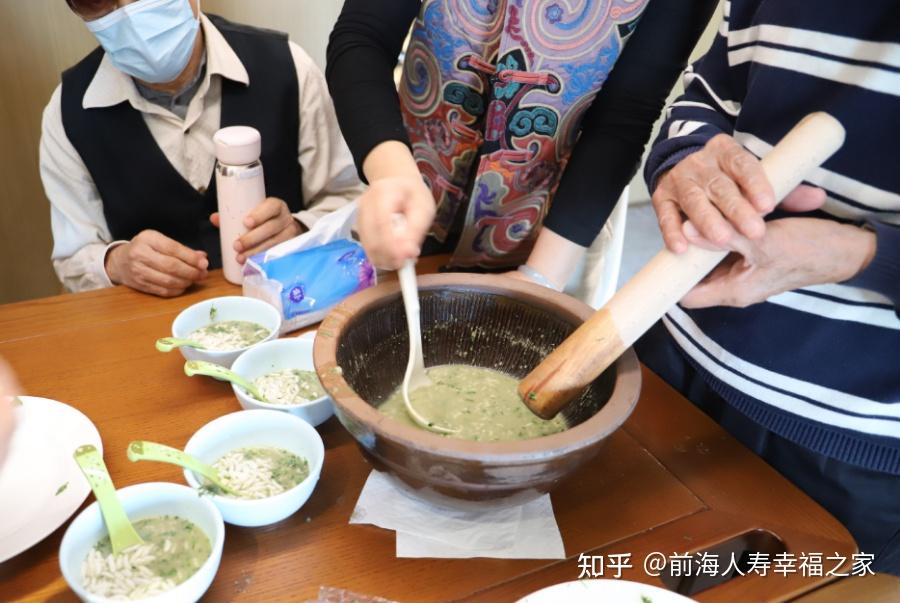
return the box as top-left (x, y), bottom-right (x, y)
top-left (519, 112), bottom-right (846, 419)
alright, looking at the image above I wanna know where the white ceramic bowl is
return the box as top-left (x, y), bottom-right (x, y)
top-left (229, 332), bottom-right (334, 426)
top-left (171, 296), bottom-right (281, 368)
top-left (59, 482), bottom-right (225, 603)
top-left (183, 409), bottom-right (325, 527)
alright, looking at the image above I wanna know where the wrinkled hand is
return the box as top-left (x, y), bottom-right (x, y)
top-left (681, 217), bottom-right (876, 309)
top-left (0, 358), bottom-right (21, 467)
top-left (653, 134), bottom-right (826, 253)
top-left (105, 230), bottom-right (208, 298)
top-left (210, 197), bottom-right (302, 265)
top-left (357, 176), bottom-right (435, 270)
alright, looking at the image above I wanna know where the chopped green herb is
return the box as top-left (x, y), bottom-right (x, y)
top-left (188, 320), bottom-right (269, 351)
top-left (379, 365), bottom-right (567, 442)
top-left (91, 516), bottom-right (211, 587)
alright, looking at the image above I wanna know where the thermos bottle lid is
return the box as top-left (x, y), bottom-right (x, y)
top-left (213, 126), bottom-right (262, 165)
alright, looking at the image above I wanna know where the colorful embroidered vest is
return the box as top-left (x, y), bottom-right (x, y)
top-left (399, 0), bottom-right (649, 268)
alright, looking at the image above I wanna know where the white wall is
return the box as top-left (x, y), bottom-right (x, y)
top-left (203, 0), bottom-right (345, 69)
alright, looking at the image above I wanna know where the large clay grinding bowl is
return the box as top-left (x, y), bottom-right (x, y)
top-left (313, 274), bottom-right (641, 502)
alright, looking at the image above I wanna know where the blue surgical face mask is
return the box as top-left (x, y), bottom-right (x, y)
top-left (86, 0), bottom-right (200, 84)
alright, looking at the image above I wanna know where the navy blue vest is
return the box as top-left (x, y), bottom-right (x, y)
top-left (60, 15), bottom-right (302, 269)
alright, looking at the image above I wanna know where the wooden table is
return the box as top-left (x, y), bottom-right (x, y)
top-left (0, 257), bottom-right (893, 602)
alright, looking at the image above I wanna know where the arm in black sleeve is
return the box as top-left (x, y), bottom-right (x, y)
top-left (542, 0), bottom-right (719, 247)
top-left (326, 0), bottom-right (421, 180)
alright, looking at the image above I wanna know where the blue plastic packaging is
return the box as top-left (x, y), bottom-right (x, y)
top-left (243, 239), bottom-right (375, 333)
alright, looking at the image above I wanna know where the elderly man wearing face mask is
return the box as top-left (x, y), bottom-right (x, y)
top-left (41, 0), bottom-right (363, 297)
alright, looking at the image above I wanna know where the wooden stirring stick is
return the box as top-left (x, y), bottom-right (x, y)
top-left (520, 112), bottom-right (846, 419)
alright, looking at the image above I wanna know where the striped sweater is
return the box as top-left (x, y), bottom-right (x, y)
top-left (644, 0), bottom-right (900, 474)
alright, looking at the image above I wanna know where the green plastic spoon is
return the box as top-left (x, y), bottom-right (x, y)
top-left (155, 337), bottom-right (207, 353)
top-left (73, 444), bottom-right (144, 554)
top-left (183, 360), bottom-right (266, 402)
top-left (127, 441), bottom-right (237, 496)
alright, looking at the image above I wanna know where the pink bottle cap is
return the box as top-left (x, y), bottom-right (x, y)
top-left (213, 126), bottom-right (262, 165)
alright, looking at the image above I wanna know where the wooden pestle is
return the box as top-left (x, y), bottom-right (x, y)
top-left (520, 112), bottom-right (847, 419)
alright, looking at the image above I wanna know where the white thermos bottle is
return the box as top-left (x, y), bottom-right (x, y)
top-left (214, 126), bottom-right (266, 284)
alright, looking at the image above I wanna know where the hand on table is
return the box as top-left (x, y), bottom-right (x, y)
top-left (0, 358), bottom-right (21, 467)
top-left (680, 217), bottom-right (876, 309)
top-left (105, 230), bottom-right (209, 298)
top-left (210, 197), bottom-right (302, 265)
top-left (653, 133), bottom-right (826, 253)
top-left (356, 176), bottom-right (435, 270)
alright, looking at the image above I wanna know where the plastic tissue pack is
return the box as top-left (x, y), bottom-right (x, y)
top-left (243, 203), bottom-right (375, 334)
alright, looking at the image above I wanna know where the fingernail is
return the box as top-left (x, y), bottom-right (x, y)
top-left (199, 259), bottom-right (209, 269)
top-left (711, 233), bottom-right (731, 247)
top-left (756, 194), bottom-right (775, 212)
top-left (234, 241), bottom-right (242, 252)
top-left (244, 218), bottom-right (254, 228)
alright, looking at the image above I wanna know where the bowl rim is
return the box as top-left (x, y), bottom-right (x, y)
top-left (230, 337), bottom-right (330, 409)
top-left (59, 481), bottom-right (224, 602)
top-left (182, 409), bottom-right (325, 507)
top-left (171, 295), bottom-right (282, 356)
top-left (313, 273), bottom-right (641, 462)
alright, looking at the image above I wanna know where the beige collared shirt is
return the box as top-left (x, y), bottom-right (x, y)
top-left (41, 14), bottom-right (364, 293)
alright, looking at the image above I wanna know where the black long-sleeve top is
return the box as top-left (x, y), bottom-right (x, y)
top-left (326, 0), bottom-right (718, 247)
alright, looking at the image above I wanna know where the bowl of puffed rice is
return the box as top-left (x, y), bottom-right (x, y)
top-left (182, 409), bottom-right (324, 527)
top-left (59, 482), bottom-right (225, 602)
top-left (168, 296), bottom-right (281, 368)
top-left (229, 332), bottom-right (334, 427)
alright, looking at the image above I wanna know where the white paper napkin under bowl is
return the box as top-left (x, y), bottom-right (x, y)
top-left (350, 470), bottom-right (565, 559)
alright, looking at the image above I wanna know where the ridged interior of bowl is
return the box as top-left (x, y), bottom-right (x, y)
top-left (335, 287), bottom-right (615, 427)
